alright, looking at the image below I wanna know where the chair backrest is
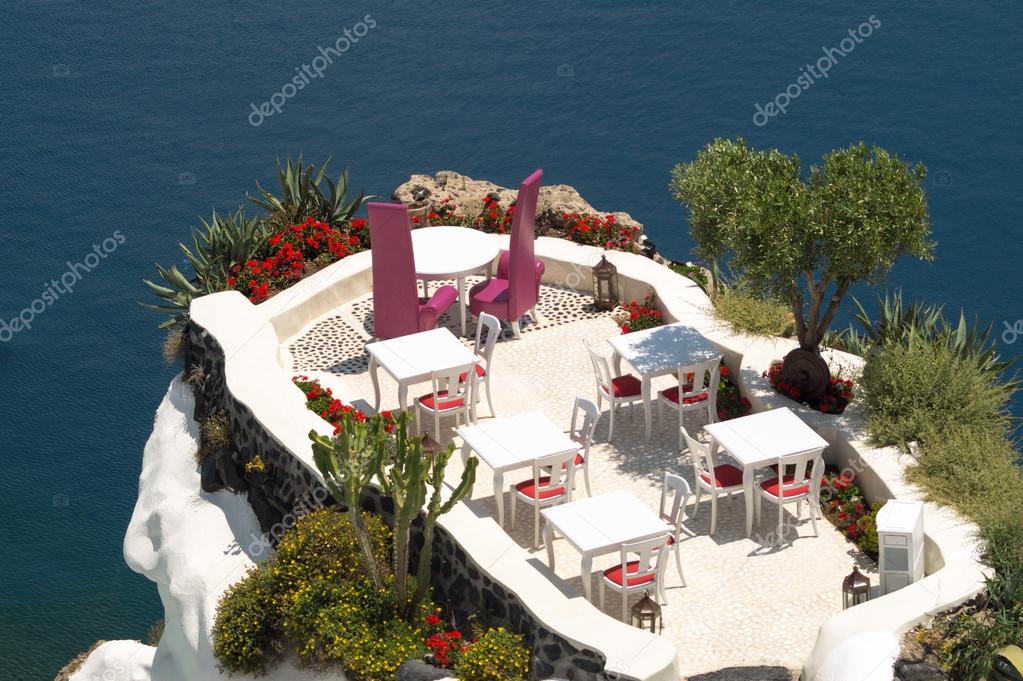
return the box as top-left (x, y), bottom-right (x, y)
top-left (660, 471), bottom-right (692, 531)
top-left (676, 356), bottom-right (722, 409)
top-left (532, 448), bottom-right (576, 498)
top-left (681, 425), bottom-right (723, 485)
top-left (507, 169), bottom-right (543, 316)
top-left (773, 448), bottom-right (826, 498)
top-left (582, 339), bottom-right (614, 396)
top-left (617, 534), bottom-right (670, 586)
top-left (367, 202), bottom-right (418, 339)
top-left (569, 397), bottom-right (601, 455)
top-left (474, 312), bottom-right (501, 370)
top-left (429, 361), bottom-right (478, 408)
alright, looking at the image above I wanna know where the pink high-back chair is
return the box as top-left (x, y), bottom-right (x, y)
top-left (368, 202), bottom-right (458, 339)
top-left (469, 169), bottom-right (544, 338)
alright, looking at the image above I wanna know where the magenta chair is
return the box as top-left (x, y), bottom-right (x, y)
top-left (368, 202), bottom-right (459, 339)
top-left (469, 169), bottom-right (544, 338)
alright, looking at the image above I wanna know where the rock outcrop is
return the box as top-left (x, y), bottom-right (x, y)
top-left (66, 377), bottom-right (346, 681)
top-left (391, 170), bottom-right (643, 236)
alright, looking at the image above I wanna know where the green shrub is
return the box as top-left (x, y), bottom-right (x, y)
top-left (211, 562), bottom-right (286, 676)
top-left (196, 411), bottom-right (232, 466)
top-left (284, 577), bottom-right (426, 679)
top-left (669, 261), bottom-right (709, 290)
top-left (455, 627), bottom-right (530, 681)
top-left (272, 508), bottom-right (392, 609)
top-left (861, 342), bottom-right (1013, 447)
top-left (711, 286), bottom-right (791, 337)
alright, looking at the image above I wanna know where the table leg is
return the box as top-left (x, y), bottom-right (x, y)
top-left (370, 356), bottom-right (381, 412)
top-left (544, 522), bottom-right (555, 569)
top-left (744, 464), bottom-right (755, 538)
top-left (581, 553), bottom-right (593, 601)
top-left (458, 274), bottom-right (467, 336)
top-left (642, 376), bottom-right (653, 441)
top-left (398, 382), bottom-right (409, 413)
top-left (613, 351), bottom-right (623, 377)
top-left (460, 441), bottom-right (471, 466)
top-left (494, 471), bottom-right (505, 527)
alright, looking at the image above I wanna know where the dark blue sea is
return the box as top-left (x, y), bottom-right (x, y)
top-left (3, 2), bottom-right (1022, 678)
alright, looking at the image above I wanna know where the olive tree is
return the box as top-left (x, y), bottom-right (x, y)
top-left (670, 139), bottom-right (934, 399)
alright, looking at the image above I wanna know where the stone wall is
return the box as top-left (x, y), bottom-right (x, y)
top-left (186, 319), bottom-right (624, 681)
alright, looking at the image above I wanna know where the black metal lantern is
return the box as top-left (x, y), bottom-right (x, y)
top-left (631, 590), bottom-right (662, 633)
top-left (592, 255), bottom-right (619, 310)
top-left (842, 566), bottom-right (871, 609)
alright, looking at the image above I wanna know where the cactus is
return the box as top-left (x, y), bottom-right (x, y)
top-left (308, 412), bottom-right (388, 588)
top-left (309, 410), bottom-right (477, 621)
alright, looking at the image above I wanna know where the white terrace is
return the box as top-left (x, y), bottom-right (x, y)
top-left (192, 234), bottom-right (988, 681)
top-left (285, 280), bottom-right (876, 677)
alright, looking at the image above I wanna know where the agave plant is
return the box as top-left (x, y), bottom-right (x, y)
top-left (141, 208), bottom-right (267, 329)
top-left (836, 289), bottom-right (1014, 378)
top-left (249, 155), bottom-right (369, 231)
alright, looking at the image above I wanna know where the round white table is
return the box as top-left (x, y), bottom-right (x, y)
top-left (411, 226), bottom-right (501, 335)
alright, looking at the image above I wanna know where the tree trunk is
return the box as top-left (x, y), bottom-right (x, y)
top-left (780, 347), bottom-right (831, 403)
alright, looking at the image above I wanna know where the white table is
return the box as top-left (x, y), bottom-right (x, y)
top-left (457, 411), bottom-right (579, 527)
top-left (704, 407), bottom-right (829, 538)
top-left (606, 322), bottom-right (722, 440)
top-left (366, 328), bottom-right (478, 412)
top-left (412, 226), bottom-right (501, 336)
top-left (542, 491), bottom-right (670, 600)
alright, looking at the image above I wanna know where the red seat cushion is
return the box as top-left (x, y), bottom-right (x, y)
top-left (604, 374), bottom-right (641, 398)
top-left (458, 365), bottom-right (487, 382)
top-left (417, 391), bottom-right (465, 411)
top-left (699, 464), bottom-right (744, 488)
top-left (514, 477), bottom-right (566, 500)
top-left (760, 475), bottom-right (810, 498)
top-left (603, 561), bottom-right (658, 588)
top-left (660, 386), bottom-right (709, 405)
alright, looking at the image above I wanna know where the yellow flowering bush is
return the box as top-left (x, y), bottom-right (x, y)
top-left (455, 627), bottom-right (530, 681)
top-left (284, 577), bottom-right (428, 680)
top-left (211, 562), bottom-right (285, 676)
top-left (273, 508), bottom-right (391, 607)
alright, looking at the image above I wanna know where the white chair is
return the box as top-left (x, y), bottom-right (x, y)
top-left (462, 312), bottom-right (500, 418)
top-left (658, 471), bottom-right (693, 585)
top-left (415, 362), bottom-right (477, 438)
top-left (600, 535), bottom-right (671, 623)
top-left (567, 397), bottom-right (601, 496)
top-left (755, 448), bottom-right (826, 541)
top-left (510, 449), bottom-right (576, 548)
top-left (583, 339), bottom-right (643, 441)
top-left (658, 357), bottom-right (721, 447)
top-left (682, 426), bottom-right (744, 536)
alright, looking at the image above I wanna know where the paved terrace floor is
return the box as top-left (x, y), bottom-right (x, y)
top-left (283, 281), bottom-right (879, 679)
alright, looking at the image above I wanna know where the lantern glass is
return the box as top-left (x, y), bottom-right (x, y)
top-left (630, 590), bottom-right (662, 633)
top-left (842, 566), bottom-right (871, 609)
top-left (592, 255), bottom-right (619, 310)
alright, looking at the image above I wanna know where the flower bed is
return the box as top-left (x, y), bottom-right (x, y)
top-left (230, 217), bottom-right (368, 303)
top-left (819, 470), bottom-right (879, 559)
top-left (619, 295), bottom-right (664, 333)
top-left (292, 375), bottom-right (397, 435)
top-left (716, 364), bottom-right (752, 421)
top-left (763, 361), bottom-right (855, 414)
top-left (563, 212), bottom-right (640, 251)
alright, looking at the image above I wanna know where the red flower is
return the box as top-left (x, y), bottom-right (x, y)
top-left (720, 365), bottom-right (730, 378)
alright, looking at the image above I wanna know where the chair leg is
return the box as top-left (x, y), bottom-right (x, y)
top-left (583, 461), bottom-right (591, 497)
top-left (533, 505), bottom-right (541, 548)
top-left (608, 401), bottom-right (616, 441)
top-left (810, 499), bottom-right (819, 536)
top-left (599, 578), bottom-right (605, 610)
top-left (434, 411), bottom-right (441, 442)
top-left (675, 546), bottom-right (686, 587)
top-left (510, 490), bottom-right (517, 525)
top-left (511, 318), bottom-right (522, 339)
top-left (692, 485), bottom-right (702, 519)
top-left (415, 408), bottom-right (422, 435)
top-left (796, 499), bottom-right (802, 521)
top-left (755, 492), bottom-right (762, 525)
top-left (778, 498), bottom-right (785, 544)
top-left (622, 591), bottom-right (628, 623)
top-left (485, 378), bottom-right (495, 417)
top-left (710, 493), bottom-right (718, 535)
